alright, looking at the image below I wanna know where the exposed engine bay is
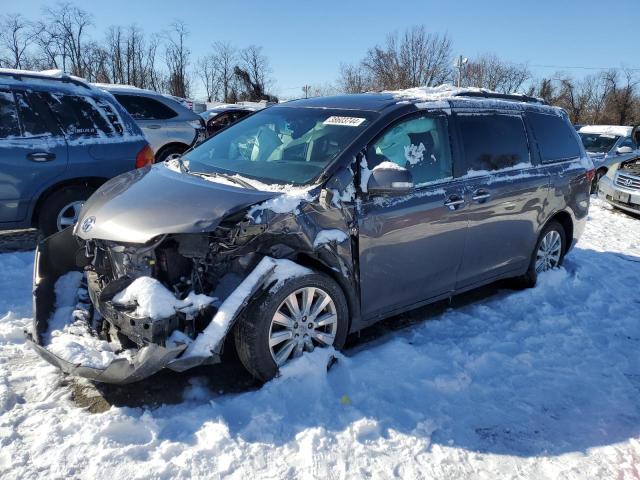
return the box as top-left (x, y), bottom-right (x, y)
top-left (620, 158), bottom-right (640, 176)
top-left (84, 218), bottom-right (267, 348)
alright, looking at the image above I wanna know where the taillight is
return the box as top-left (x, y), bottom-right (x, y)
top-left (135, 144), bottom-right (155, 168)
top-left (586, 169), bottom-right (596, 183)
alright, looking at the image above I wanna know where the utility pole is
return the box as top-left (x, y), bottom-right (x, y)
top-left (454, 55), bottom-right (468, 88)
top-left (302, 85), bottom-right (311, 99)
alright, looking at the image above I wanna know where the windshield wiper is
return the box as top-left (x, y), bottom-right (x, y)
top-left (189, 171), bottom-right (256, 190)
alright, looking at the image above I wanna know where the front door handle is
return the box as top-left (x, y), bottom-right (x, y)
top-left (146, 124), bottom-right (161, 129)
top-left (27, 152), bottom-right (56, 162)
top-left (444, 195), bottom-right (465, 210)
top-left (472, 189), bottom-right (491, 202)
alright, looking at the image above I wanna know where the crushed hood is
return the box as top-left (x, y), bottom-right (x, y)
top-left (75, 164), bottom-right (280, 243)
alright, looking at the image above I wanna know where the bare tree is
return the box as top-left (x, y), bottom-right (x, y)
top-left (462, 54), bottom-right (530, 93)
top-left (352, 25), bottom-right (453, 91)
top-left (43, 2), bottom-right (93, 76)
top-left (236, 45), bottom-right (274, 100)
top-left (338, 62), bottom-right (374, 93)
top-left (0, 14), bottom-right (37, 69)
top-left (165, 20), bottom-right (190, 97)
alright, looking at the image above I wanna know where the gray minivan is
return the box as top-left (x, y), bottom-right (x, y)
top-left (0, 70), bottom-right (151, 236)
top-left (29, 88), bottom-right (594, 384)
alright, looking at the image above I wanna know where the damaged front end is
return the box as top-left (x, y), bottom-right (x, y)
top-left (27, 219), bottom-right (277, 384)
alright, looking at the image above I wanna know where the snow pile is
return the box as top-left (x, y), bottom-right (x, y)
top-left (372, 160), bottom-right (406, 171)
top-left (113, 277), bottom-right (215, 319)
top-left (313, 229), bottom-right (349, 248)
top-left (184, 257), bottom-right (311, 359)
top-left (384, 83), bottom-right (536, 103)
top-left (43, 272), bottom-right (131, 369)
top-left (0, 199), bottom-right (639, 478)
top-left (578, 125), bottom-right (633, 137)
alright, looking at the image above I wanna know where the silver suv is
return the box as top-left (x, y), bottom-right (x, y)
top-left (592, 126), bottom-right (640, 214)
top-left (95, 84), bottom-right (205, 162)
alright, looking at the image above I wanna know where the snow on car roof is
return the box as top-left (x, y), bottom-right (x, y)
top-left (0, 68), bottom-right (94, 91)
top-left (384, 83), bottom-right (543, 103)
top-left (578, 125), bottom-right (633, 137)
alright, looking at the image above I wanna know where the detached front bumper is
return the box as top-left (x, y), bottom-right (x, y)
top-left (27, 228), bottom-right (189, 384)
top-left (598, 175), bottom-right (640, 214)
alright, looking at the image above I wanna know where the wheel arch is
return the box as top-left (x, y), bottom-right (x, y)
top-left (545, 210), bottom-right (574, 254)
top-left (31, 177), bottom-right (108, 227)
top-left (291, 252), bottom-right (360, 334)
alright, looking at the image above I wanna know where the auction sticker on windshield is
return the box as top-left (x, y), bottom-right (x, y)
top-left (323, 116), bottom-right (366, 127)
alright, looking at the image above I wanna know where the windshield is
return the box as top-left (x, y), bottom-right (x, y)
top-left (579, 132), bottom-right (619, 153)
top-left (184, 106), bottom-right (375, 185)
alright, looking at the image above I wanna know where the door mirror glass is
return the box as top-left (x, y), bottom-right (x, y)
top-left (616, 146), bottom-right (633, 155)
top-left (367, 162), bottom-right (414, 196)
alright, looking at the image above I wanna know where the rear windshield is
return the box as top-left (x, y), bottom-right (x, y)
top-left (578, 132), bottom-right (619, 154)
top-left (185, 106), bottom-right (375, 185)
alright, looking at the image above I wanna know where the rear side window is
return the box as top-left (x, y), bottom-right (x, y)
top-left (457, 114), bottom-right (530, 173)
top-left (0, 91), bottom-right (20, 138)
top-left (46, 94), bottom-right (122, 138)
top-left (15, 91), bottom-right (62, 137)
top-left (527, 112), bottom-right (581, 163)
top-left (114, 94), bottom-right (178, 120)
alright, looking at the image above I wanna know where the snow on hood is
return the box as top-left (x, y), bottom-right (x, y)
top-left (578, 125), bottom-right (633, 137)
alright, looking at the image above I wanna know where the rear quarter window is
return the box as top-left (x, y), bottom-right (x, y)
top-left (527, 112), bottom-right (581, 163)
top-left (114, 94), bottom-right (178, 120)
top-left (457, 114), bottom-right (531, 173)
top-left (0, 91), bottom-right (20, 138)
top-left (45, 93), bottom-right (124, 139)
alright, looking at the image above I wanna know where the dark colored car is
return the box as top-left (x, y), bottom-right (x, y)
top-left (0, 69), bottom-right (152, 237)
top-left (200, 104), bottom-right (262, 137)
top-left (29, 88), bottom-right (594, 384)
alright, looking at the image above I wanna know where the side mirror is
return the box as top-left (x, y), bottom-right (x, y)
top-left (616, 146), bottom-right (633, 155)
top-left (367, 162), bottom-right (414, 196)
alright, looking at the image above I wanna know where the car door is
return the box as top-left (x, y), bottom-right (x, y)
top-left (0, 89), bottom-right (68, 224)
top-left (454, 112), bottom-right (548, 288)
top-left (112, 93), bottom-right (180, 152)
top-left (357, 112), bottom-right (468, 320)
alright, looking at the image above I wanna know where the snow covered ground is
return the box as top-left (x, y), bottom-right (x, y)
top-left (0, 198), bottom-right (639, 479)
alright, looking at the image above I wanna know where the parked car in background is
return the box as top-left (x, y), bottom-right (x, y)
top-left (0, 69), bottom-right (152, 237)
top-left (95, 84), bottom-right (206, 162)
top-left (596, 126), bottom-right (640, 215)
top-left (200, 103), bottom-right (265, 136)
top-left (30, 87), bottom-right (593, 384)
top-left (578, 125), bottom-right (640, 191)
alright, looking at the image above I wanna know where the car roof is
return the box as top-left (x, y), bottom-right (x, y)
top-left (277, 86), bottom-right (550, 114)
top-left (0, 68), bottom-right (102, 95)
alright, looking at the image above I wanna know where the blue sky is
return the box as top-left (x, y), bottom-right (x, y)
top-left (6, 0), bottom-right (639, 99)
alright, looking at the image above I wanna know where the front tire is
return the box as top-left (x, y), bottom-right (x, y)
top-left (234, 271), bottom-right (349, 382)
top-left (155, 144), bottom-right (187, 163)
top-left (37, 186), bottom-right (95, 237)
top-left (514, 220), bottom-right (566, 288)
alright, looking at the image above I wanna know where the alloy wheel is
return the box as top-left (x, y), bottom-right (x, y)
top-left (268, 287), bottom-right (338, 366)
top-left (56, 201), bottom-right (84, 231)
top-left (535, 230), bottom-right (562, 273)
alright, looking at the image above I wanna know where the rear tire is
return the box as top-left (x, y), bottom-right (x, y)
top-left (513, 220), bottom-right (566, 289)
top-left (234, 271), bottom-right (349, 382)
top-left (37, 186), bottom-right (94, 238)
top-left (155, 144), bottom-right (187, 163)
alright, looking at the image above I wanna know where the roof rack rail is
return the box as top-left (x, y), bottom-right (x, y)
top-left (0, 70), bottom-right (91, 90)
top-left (452, 90), bottom-right (546, 105)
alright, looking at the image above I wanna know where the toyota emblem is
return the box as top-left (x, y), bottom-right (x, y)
top-left (80, 216), bottom-right (96, 233)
